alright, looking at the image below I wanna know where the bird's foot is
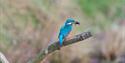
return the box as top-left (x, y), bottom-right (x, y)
top-left (58, 45), bottom-right (63, 50)
top-left (57, 43), bottom-right (62, 50)
top-left (58, 46), bottom-right (61, 50)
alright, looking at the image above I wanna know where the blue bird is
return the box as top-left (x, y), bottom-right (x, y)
top-left (58, 18), bottom-right (80, 47)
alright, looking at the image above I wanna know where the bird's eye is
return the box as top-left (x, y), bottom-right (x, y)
top-left (67, 22), bottom-right (72, 25)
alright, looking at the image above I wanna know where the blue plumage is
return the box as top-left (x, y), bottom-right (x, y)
top-left (58, 18), bottom-right (80, 46)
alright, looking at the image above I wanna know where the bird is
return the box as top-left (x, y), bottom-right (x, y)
top-left (58, 18), bottom-right (80, 47)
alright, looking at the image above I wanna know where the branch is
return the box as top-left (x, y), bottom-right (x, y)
top-left (0, 52), bottom-right (9, 63)
top-left (28, 32), bottom-right (92, 63)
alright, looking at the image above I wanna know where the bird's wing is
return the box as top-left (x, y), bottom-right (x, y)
top-left (58, 26), bottom-right (64, 39)
top-left (58, 26), bottom-right (72, 39)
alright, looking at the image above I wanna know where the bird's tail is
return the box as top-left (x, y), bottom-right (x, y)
top-left (59, 35), bottom-right (64, 46)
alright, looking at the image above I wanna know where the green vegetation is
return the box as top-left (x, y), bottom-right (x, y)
top-left (78, 0), bottom-right (124, 17)
top-left (77, 0), bottom-right (125, 32)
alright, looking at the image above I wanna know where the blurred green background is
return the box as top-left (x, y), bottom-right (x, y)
top-left (0, 0), bottom-right (125, 63)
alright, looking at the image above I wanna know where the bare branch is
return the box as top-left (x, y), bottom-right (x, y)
top-left (28, 32), bottom-right (92, 63)
top-left (0, 52), bottom-right (9, 63)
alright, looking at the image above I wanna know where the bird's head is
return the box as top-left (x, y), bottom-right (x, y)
top-left (65, 18), bottom-right (80, 26)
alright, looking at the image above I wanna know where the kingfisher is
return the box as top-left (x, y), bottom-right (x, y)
top-left (58, 18), bottom-right (80, 47)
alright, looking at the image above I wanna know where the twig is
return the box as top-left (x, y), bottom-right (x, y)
top-left (0, 52), bottom-right (9, 63)
top-left (28, 31), bottom-right (92, 63)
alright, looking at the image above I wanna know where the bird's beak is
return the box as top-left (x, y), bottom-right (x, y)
top-left (74, 21), bottom-right (80, 25)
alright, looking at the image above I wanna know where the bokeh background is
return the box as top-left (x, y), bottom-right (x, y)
top-left (0, 0), bottom-right (125, 63)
